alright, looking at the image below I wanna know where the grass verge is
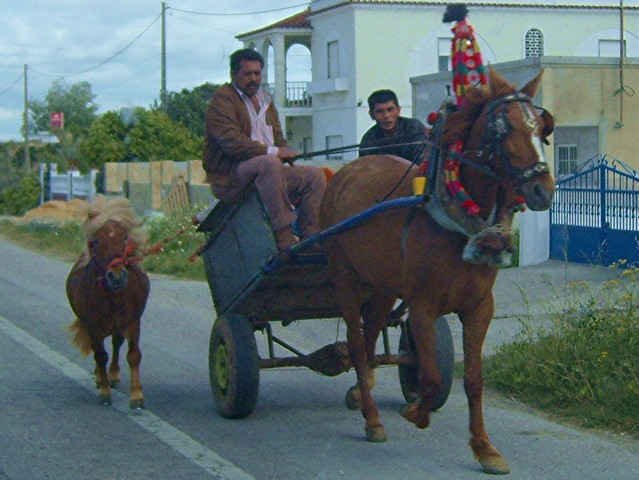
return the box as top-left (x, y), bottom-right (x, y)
top-left (484, 270), bottom-right (639, 436)
top-left (0, 208), bottom-right (207, 281)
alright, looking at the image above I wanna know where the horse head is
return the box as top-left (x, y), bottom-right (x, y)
top-left (445, 68), bottom-right (555, 213)
top-left (88, 219), bottom-right (136, 292)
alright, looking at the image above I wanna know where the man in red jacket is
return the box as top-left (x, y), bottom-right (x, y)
top-left (203, 48), bottom-right (326, 251)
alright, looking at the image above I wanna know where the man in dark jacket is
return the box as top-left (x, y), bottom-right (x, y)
top-left (359, 89), bottom-right (427, 164)
top-left (203, 49), bottom-right (326, 251)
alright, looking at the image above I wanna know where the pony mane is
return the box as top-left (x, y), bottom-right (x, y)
top-left (83, 195), bottom-right (147, 247)
top-left (441, 68), bottom-right (517, 147)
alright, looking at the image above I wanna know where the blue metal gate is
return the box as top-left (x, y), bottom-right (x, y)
top-left (550, 156), bottom-right (639, 266)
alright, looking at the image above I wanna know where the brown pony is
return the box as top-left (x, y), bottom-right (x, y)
top-left (67, 196), bottom-right (150, 408)
top-left (319, 69), bottom-right (555, 474)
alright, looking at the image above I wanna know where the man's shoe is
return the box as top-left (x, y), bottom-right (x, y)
top-left (275, 226), bottom-right (300, 251)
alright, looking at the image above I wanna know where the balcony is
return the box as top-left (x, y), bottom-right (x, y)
top-left (267, 81), bottom-right (312, 108)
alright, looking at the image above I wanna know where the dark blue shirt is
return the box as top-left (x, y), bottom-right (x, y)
top-left (359, 116), bottom-right (427, 164)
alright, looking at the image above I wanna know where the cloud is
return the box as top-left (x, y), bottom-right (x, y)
top-left (0, 0), bottom-right (306, 141)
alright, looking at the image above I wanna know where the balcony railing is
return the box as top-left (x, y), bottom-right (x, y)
top-left (266, 82), bottom-right (312, 108)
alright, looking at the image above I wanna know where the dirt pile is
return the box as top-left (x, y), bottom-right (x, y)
top-left (17, 199), bottom-right (89, 224)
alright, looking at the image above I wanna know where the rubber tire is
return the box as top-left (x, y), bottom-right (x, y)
top-left (398, 315), bottom-right (454, 411)
top-left (209, 314), bottom-right (259, 418)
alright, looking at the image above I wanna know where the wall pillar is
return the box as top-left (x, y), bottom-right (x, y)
top-left (272, 35), bottom-right (286, 109)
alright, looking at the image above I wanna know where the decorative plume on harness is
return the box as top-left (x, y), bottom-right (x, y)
top-left (443, 3), bottom-right (486, 216)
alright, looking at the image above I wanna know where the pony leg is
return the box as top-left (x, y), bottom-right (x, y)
top-left (460, 297), bottom-right (510, 475)
top-left (345, 294), bottom-right (395, 411)
top-left (126, 321), bottom-right (144, 409)
top-left (400, 302), bottom-right (440, 429)
top-left (108, 333), bottom-right (124, 388)
top-left (91, 338), bottom-right (111, 405)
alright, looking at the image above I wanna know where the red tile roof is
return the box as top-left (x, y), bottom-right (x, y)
top-left (237, 9), bottom-right (311, 38)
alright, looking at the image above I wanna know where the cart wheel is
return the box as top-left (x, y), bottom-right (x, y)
top-left (398, 315), bottom-right (454, 411)
top-left (209, 314), bottom-right (259, 418)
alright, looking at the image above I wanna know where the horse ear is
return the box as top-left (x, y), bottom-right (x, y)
top-left (487, 67), bottom-right (515, 96)
top-left (520, 69), bottom-right (544, 98)
top-left (538, 107), bottom-right (554, 144)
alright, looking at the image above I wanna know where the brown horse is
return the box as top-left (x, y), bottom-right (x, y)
top-left (319, 69), bottom-right (555, 474)
top-left (67, 197), bottom-right (150, 408)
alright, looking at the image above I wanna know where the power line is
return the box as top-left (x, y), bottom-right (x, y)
top-left (168, 2), bottom-right (309, 16)
top-left (0, 73), bottom-right (23, 98)
top-left (31, 13), bottom-right (162, 78)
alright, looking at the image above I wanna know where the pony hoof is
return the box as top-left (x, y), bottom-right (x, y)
top-left (345, 386), bottom-right (361, 410)
top-left (365, 425), bottom-right (387, 443)
top-left (479, 455), bottom-right (510, 475)
top-left (109, 379), bottom-right (120, 388)
top-left (129, 399), bottom-right (145, 410)
top-left (99, 394), bottom-right (112, 406)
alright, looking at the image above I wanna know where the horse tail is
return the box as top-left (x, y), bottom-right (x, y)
top-left (68, 318), bottom-right (92, 356)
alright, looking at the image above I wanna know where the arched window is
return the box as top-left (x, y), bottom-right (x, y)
top-left (525, 29), bottom-right (544, 58)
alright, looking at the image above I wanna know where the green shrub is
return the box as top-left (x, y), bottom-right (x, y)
top-left (0, 174), bottom-right (41, 215)
top-left (485, 269), bottom-right (639, 434)
top-left (142, 208), bottom-right (205, 280)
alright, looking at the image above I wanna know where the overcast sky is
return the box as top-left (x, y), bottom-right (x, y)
top-left (0, 0), bottom-right (312, 141)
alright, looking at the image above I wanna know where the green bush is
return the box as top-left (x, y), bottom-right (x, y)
top-left (0, 175), bottom-right (41, 215)
top-left (142, 208), bottom-right (205, 280)
top-left (485, 269), bottom-right (639, 434)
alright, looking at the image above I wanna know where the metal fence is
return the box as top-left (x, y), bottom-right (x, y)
top-left (550, 155), bottom-right (639, 265)
top-left (39, 163), bottom-right (98, 204)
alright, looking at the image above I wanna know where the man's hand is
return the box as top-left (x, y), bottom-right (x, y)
top-left (277, 146), bottom-right (299, 164)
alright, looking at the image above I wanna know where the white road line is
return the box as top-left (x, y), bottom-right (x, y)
top-left (0, 314), bottom-right (254, 480)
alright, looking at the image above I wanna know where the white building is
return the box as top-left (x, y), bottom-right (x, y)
top-left (237, 0), bottom-right (638, 165)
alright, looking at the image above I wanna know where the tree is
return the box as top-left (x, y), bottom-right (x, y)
top-left (127, 108), bottom-right (203, 161)
top-left (79, 108), bottom-right (203, 166)
top-left (162, 82), bottom-right (219, 137)
top-left (79, 111), bottom-right (128, 168)
top-left (29, 79), bottom-right (98, 138)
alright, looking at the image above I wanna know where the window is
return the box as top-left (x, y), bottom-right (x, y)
top-left (556, 145), bottom-right (578, 176)
top-left (438, 38), bottom-right (451, 72)
top-left (327, 41), bottom-right (340, 79)
top-left (598, 39), bottom-right (626, 57)
top-left (325, 135), bottom-right (343, 160)
top-left (303, 137), bottom-right (312, 155)
top-left (525, 29), bottom-right (544, 58)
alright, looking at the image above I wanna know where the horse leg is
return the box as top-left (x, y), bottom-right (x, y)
top-left (125, 320), bottom-right (144, 409)
top-left (91, 338), bottom-right (111, 405)
top-left (460, 297), bottom-right (510, 475)
top-left (400, 301), bottom-right (440, 429)
top-left (332, 268), bottom-right (386, 442)
top-left (345, 293), bottom-right (395, 411)
top-left (108, 333), bottom-right (124, 388)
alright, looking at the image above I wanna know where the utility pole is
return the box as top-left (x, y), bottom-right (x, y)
top-left (161, 1), bottom-right (167, 111)
top-left (614, 0), bottom-right (626, 128)
top-left (23, 63), bottom-right (30, 173)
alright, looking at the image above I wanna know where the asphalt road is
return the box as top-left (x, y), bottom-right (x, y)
top-left (1, 238), bottom-right (637, 480)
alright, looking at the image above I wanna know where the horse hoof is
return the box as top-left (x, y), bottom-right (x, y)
top-left (400, 402), bottom-right (430, 429)
top-left (129, 399), bottom-right (145, 410)
top-left (479, 455), bottom-right (510, 475)
top-left (99, 394), bottom-right (112, 406)
top-left (109, 378), bottom-right (120, 388)
top-left (345, 386), bottom-right (361, 410)
top-left (365, 425), bottom-right (387, 443)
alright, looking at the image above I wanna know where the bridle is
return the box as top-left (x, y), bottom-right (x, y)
top-left (482, 92), bottom-right (550, 186)
top-left (88, 237), bottom-right (139, 287)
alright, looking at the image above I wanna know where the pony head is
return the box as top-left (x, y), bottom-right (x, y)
top-left (83, 196), bottom-right (145, 292)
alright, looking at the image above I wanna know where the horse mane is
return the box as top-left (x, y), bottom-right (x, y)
top-left (83, 195), bottom-right (147, 246)
top-left (441, 68), bottom-right (517, 147)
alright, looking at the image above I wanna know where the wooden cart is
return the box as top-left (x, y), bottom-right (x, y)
top-left (197, 189), bottom-right (454, 418)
